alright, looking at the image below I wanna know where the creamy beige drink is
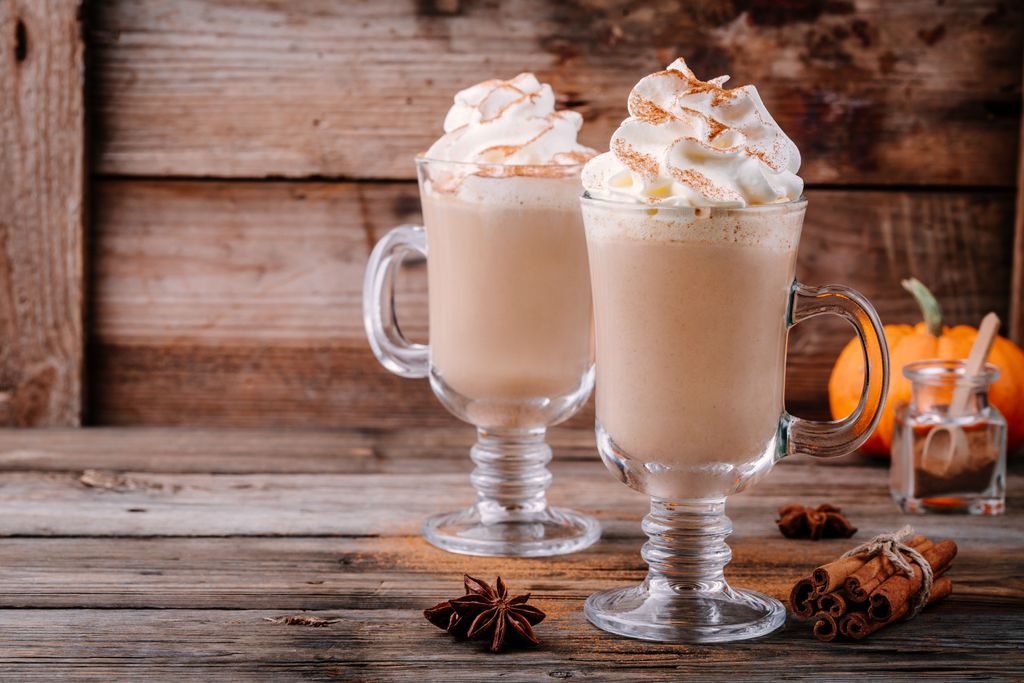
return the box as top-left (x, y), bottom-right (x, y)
top-left (585, 204), bottom-right (802, 472)
top-left (420, 73), bottom-right (596, 424)
top-left (581, 59), bottom-right (806, 498)
top-left (422, 175), bottom-right (592, 402)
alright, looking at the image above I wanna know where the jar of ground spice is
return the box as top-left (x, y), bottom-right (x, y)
top-left (891, 359), bottom-right (1006, 515)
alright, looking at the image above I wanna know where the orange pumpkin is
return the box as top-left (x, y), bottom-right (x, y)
top-left (828, 278), bottom-right (1024, 457)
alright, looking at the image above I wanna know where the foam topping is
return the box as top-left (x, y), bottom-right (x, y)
top-left (425, 73), bottom-right (595, 167)
top-left (582, 59), bottom-right (803, 207)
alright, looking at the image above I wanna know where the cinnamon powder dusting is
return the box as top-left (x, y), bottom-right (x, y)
top-left (678, 106), bottom-right (730, 141)
top-left (478, 121), bottom-right (555, 161)
top-left (478, 144), bottom-right (523, 160)
top-left (742, 110), bottom-right (784, 171)
top-left (668, 167), bottom-right (742, 203)
top-left (656, 68), bottom-right (737, 107)
top-left (612, 137), bottom-right (659, 178)
top-left (552, 150), bottom-right (595, 165)
top-left (476, 76), bottom-right (543, 124)
top-left (744, 145), bottom-right (783, 172)
top-left (629, 92), bottom-right (675, 125)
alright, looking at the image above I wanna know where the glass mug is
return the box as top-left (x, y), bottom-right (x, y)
top-left (363, 157), bottom-right (601, 557)
top-left (580, 195), bottom-right (889, 642)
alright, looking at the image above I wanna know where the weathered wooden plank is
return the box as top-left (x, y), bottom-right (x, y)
top-left (0, 461), bottom-right (1017, 537)
top-left (0, 0), bottom-right (85, 425)
top-left (0, 426), bottom-right (592, 473)
top-left (91, 182), bottom-right (1015, 344)
top-left (89, 343), bottom-right (475, 428)
top-left (90, 181), bottom-right (427, 343)
top-left (0, 428), bottom-right (1020, 538)
top-left (86, 0), bottom-right (1023, 185)
top-left (0, 606), bottom-right (1019, 680)
top-left (0, 534), bottom-right (1019, 610)
top-left (88, 180), bottom-right (1016, 426)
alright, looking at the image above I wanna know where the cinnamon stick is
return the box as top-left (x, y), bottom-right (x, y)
top-left (789, 577), bottom-right (819, 619)
top-left (812, 612), bottom-right (840, 642)
top-left (840, 576), bottom-right (953, 639)
top-left (811, 555), bottom-right (868, 594)
top-left (867, 540), bottom-right (958, 622)
top-left (838, 611), bottom-right (871, 639)
top-left (817, 590), bottom-right (853, 618)
top-left (845, 535), bottom-right (932, 602)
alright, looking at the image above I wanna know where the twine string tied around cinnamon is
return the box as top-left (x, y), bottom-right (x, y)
top-left (839, 525), bottom-right (933, 618)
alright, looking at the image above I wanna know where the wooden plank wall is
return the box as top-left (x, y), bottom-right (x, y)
top-left (0, 0), bottom-right (85, 426)
top-left (82, 0), bottom-right (1023, 427)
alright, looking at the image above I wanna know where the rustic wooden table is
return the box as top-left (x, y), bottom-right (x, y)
top-left (0, 427), bottom-right (1021, 680)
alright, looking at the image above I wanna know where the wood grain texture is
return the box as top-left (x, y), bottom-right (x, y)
top-left (0, 607), bottom-right (1018, 680)
top-left (88, 180), bottom-right (1015, 426)
top-left (1, 535), bottom-right (1020, 611)
top-left (86, 0), bottom-right (1023, 184)
top-left (0, 427), bottom-right (1020, 679)
top-left (0, 426), bottom-right (605, 472)
top-left (0, 0), bottom-right (85, 425)
top-left (0, 450), bottom-right (1015, 538)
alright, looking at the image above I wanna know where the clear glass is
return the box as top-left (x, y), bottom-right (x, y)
top-left (362, 158), bottom-right (600, 557)
top-left (891, 359), bottom-right (1006, 515)
top-left (580, 194), bottom-right (890, 642)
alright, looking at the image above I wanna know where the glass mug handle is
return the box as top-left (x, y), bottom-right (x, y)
top-left (362, 224), bottom-right (429, 378)
top-left (781, 282), bottom-right (890, 458)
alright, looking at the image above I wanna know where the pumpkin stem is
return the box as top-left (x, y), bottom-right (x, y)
top-left (901, 277), bottom-right (943, 337)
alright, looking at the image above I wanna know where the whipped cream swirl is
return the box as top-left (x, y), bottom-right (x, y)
top-left (425, 73), bottom-right (595, 166)
top-left (582, 59), bottom-right (803, 207)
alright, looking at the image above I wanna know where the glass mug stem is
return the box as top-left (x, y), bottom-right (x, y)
top-left (364, 162), bottom-right (601, 558)
top-left (421, 425), bottom-right (598, 557)
top-left (470, 428), bottom-right (552, 522)
top-left (642, 498), bottom-right (731, 592)
top-left (587, 495), bottom-right (788, 643)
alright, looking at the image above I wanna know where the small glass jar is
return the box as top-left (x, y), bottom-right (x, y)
top-left (891, 359), bottom-right (1006, 515)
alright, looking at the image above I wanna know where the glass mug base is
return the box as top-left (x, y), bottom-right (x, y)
top-left (584, 582), bottom-right (785, 643)
top-left (423, 505), bottom-right (601, 557)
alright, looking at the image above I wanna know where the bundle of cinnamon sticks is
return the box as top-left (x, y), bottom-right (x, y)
top-left (789, 534), bottom-right (958, 641)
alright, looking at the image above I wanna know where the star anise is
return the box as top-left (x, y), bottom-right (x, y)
top-left (777, 503), bottom-right (857, 540)
top-left (423, 575), bottom-right (546, 652)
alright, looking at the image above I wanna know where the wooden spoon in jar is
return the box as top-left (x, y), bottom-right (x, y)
top-left (920, 312), bottom-right (1000, 477)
